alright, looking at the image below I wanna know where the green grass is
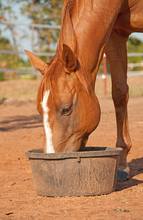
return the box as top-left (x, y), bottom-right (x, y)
top-left (113, 208), bottom-right (132, 212)
top-left (129, 87), bottom-right (143, 97)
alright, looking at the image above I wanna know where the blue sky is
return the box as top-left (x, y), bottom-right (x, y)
top-left (131, 33), bottom-right (143, 42)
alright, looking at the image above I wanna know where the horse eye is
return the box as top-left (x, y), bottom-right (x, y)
top-left (61, 105), bottom-right (72, 116)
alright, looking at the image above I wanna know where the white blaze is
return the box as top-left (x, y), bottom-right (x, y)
top-left (41, 91), bottom-right (55, 153)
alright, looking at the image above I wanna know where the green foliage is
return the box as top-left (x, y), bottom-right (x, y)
top-left (0, 36), bottom-right (31, 80)
top-left (0, 72), bottom-right (6, 81)
top-left (128, 37), bottom-right (142, 47)
top-left (20, 0), bottom-right (63, 53)
top-left (127, 36), bottom-right (143, 55)
top-left (0, 0), bottom-right (19, 49)
top-left (1, 0), bottom-right (143, 79)
top-left (127, 36), bottom-right (143, 69)
top-left (0, 0), bottom-right (64, 80)
top-left (0, 37), bottom-right (29, 69)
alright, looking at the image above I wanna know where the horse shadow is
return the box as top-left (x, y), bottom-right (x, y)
top-left (116, 157), bottom-right (143, 191)
top-left (0, 114), bottom-right (42, 132)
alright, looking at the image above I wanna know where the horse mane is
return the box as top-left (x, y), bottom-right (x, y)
top-left (57, 0), bottom-right (77, 56)
top-left (56, 0), bottom-right (92, 95)
top-left (41, 0), bottom-right (89, 96)
top-left (62, 0), bottom-right (76, 18)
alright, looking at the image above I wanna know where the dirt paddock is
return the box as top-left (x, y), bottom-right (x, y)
top-left (0, 78), bottom-right (143, 219)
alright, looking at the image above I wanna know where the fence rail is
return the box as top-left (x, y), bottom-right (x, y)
top-left (0, 21), bottom-right (61, 29)
top-left (1, 69), bottom-right (143, 77)
top-left (1, 50), bottom-right (143, 57)
top-left (0, 68), bottom-right (38, 75)
top-left (1, 50), bottom-right (143, 75)
top-left (1, 21), bottom-right (143, 76)
top-left (1, 49), bottom-right (143, 75)
top-left (0, 50), bottom-right (55, 57)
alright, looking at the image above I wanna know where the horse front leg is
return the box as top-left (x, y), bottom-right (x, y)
top-left (105, 30), bottom-right (132, 181)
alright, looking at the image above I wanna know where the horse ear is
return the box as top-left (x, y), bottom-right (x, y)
top-left (62, 44), bottom-right (76, 71)
top-left (24, 50), bottom-right (49, 75)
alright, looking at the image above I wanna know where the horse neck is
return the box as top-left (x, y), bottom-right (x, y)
top-left (59, 0), bottom-right (124, 85)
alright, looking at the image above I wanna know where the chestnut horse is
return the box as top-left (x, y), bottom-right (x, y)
top-left (25, 0), bottom-right (143, 181)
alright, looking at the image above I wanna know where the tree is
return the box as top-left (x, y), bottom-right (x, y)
top-left (127, 36), bottom-right (143, 70)
top-left (128, 37), bottom-right (143, 47)
top-left (20, 0), bottom-right (63, 62)
top-left (0, 36), bottom-right (30, 80)
top-left (0, 0), bottom-right (19, 51)
top-left (0, 0), bottom-right (64, 77)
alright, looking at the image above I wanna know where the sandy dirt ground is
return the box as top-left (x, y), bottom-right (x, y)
top-left (0, 79), bottom-right (143, 220)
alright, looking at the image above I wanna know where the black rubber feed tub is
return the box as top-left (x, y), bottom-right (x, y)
top-left (25, 147), bottom-right (122, 197)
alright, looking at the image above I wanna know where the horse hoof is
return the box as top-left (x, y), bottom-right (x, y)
top-left (117, 166), bottom-right (130, 182)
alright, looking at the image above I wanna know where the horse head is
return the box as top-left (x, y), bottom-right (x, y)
top-left (25, 44), bottom-right (100, 153)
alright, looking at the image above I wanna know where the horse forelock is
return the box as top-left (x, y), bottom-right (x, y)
top-left (37, 57), bottom-right (56, 110)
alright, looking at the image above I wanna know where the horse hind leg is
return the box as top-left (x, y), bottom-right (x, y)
top-left (105, 29), bottom-right (132, 181)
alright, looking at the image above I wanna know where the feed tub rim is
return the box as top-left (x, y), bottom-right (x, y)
top-left (25, 147), bottom-right (122, 160)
